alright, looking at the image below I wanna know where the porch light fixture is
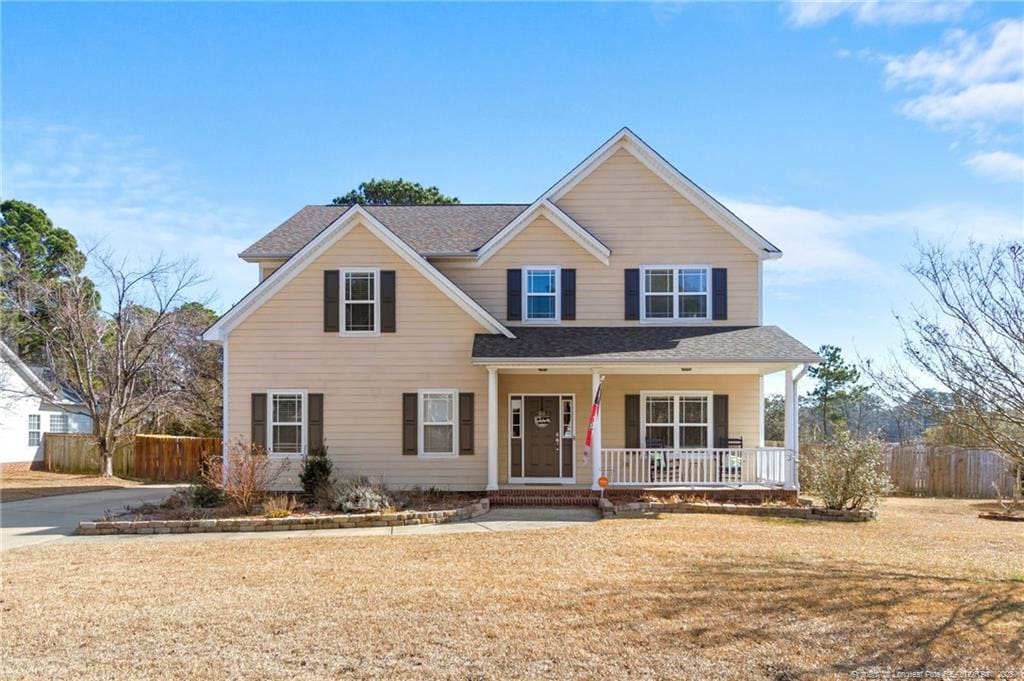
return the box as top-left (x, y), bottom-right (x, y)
top-left (538, 368), bottom-right (548, 372)
top-left (680, 367), bottom-right (692, 372)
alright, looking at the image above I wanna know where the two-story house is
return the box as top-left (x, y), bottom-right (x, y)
top-left (203, 129), bottom-right (819, 496)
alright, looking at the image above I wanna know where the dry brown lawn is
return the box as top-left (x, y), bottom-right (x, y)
top-left (0, 470), bottom-right (140, 503)
top-left (1, 498), bottom-right (1021, 680)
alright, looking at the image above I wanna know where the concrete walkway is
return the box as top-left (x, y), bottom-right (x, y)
top-left (3, 502), bottom-right (601, 551)
top-left (1, 485), bottom-right (182, 552)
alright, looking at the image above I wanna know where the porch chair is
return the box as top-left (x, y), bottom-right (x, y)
top-left (717, 437), bottom-right (744, 484)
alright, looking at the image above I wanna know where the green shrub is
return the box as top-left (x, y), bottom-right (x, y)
top-left (189, 478), bottom-right (226, 508)
top-left (805, 430), bottom-right (893, 510)
top-left (299, 445), bottom-right (333, 499)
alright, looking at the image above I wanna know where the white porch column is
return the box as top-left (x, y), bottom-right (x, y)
top-left (783, 369), bottom-right (797, 491)
top-left (590, 369), bottom-right (603, 491)
top-left (486, 367), bottom-right (499, 491)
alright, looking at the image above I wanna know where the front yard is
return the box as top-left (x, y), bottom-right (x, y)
top-left (1, 497), bottom-right (1021, 679)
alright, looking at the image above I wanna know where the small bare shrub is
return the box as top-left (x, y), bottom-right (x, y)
top-left (332, 477), bottom-right (394, 513)
top-left (263, 494), bottom-right (298, 518)
top-left (202, 439), bottom-right (284, 515)
top-left (805, 430), bottom-right (893, 510)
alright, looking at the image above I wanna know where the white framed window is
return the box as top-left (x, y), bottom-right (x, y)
top-left (341, 268), bottom-right (379, 335)
top-left (641, 265), bottom-right (710, 322)
top-left (418, 389), bottom-right (458, 458)
top-left (510, 398), bottom-right (522, 439)
top-left (49, 414), bottom-right (69, 433)
top-left (641, 392), bottom-right (711, 449)
top-left (523, 266), bottom-right (560, 323)
top-left (268, 390), bottom-right (306, 456)
top-left (28, 414), bottom-right (41, 446)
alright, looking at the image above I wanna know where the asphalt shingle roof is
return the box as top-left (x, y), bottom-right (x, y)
top-left (472, 326), bottom-right (822, 363)
top-left (239, 204), bottom-right (529, 260)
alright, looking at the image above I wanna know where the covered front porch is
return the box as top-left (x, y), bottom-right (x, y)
top-left (479, 363), bottom-right (808, 493)
top-left (473, 325), bottom-right (821, 494)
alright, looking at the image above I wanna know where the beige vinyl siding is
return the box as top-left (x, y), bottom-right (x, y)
top-left (258, 260), bottom-right (286, 282)
top-left (435, 147), bottom-right (760, 326)
top-left (228, 221), bottom-right (490, 490)
top-left (497, 373), bottom-right (761, 486)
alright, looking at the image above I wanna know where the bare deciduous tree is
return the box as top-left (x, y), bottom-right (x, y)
top-left (6, 250), bottom-right (207, 476)
top-left (872, 240), bottom-right (1023, 467)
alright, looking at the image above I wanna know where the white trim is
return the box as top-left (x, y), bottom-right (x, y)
top-left (639, 264), bottom-right (712, 323)
top-left (474, 200), bottom-right (611, 267)
top-left (507, 392), bottom-right (576, 484)
top-left (340, 267), bottom-right (381, 337)
top-left (541, 128), bottom-right (782, 260)
top-left (522, 265), bottom-right (561, 323)
top-left (417, 388), bottom-right (459, 459)
top-left (266, 389), bottom-right (308, 458)
top-left (203, 205), bottom-right (513, 341)
top-left (222, 340), bottom-right (229, 485)
top-left (639, 390), bottom-right (714, 450)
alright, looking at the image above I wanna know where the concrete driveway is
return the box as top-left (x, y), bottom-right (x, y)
top-left (1, 485), bottom-right (181, 552)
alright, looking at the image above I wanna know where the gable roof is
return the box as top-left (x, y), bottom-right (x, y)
top-left (472, 326), bottom-right (821, 364)
top-left (474, 199), bottom-right (611, 266)
top-left (204, 205), bottom-right (514, 342)
top-left (240, 204), bottom-right (529, 261)
top-left (0, 340), bottom-right (84, 405)
top-left (541, 128), bottom-right (782, 259)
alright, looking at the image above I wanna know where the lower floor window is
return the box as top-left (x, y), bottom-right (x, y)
top-left (642, 394), bottom-right (710, 449)
top-left (269, 391), bottom-right (305, 455)
top-left (28, 414), bottom-right (41, 446)
top-left (49, 414), bottom-right (69, 433)
top-left (419, 390), bottom-right (457, 457)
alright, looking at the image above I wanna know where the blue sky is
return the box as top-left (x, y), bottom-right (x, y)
top-left (3, 2), bottom-right (1022, 395)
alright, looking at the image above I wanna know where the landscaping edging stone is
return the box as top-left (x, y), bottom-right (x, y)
top-left (598, 497), bottom-right (875, 522)
top-left (76, 499), bottom-right (490, 535)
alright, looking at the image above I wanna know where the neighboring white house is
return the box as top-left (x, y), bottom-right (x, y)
top-left (0, 340), bottom-right (93, 468)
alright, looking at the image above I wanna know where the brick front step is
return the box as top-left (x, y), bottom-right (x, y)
top-left (488, 489), bottom-right (600, 507)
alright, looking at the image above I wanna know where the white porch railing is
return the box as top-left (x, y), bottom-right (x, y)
top-left (601, 448), bottom-right (796, 488)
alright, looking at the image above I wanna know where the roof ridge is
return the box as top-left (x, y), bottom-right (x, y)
top-left (310, 203), bottom-right (529, 208)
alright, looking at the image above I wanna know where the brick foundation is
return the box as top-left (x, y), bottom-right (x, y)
top-left (488, 487), bottom-right (798, 507)
top-left (1, 461), bottom-right (45, 473)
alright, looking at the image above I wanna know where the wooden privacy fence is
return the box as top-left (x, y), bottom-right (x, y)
top-left (44, 434), bottom-right (222, 482)
top-left (133, 435), bottom-right (222, 482)
top-left (884, 445), bottom-right (1022, 499)
top-left (43, 434), bottom-right (134, 476)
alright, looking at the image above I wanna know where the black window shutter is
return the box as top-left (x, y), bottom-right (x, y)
top-left (624, 269), bottom-right (640, 320)
top-left (712, 268), bottom-right (728, 321)
top-left (561, 269), bottom-right (576, 320)
top-left (506, 269), bottom-right (522, 321)
top-left (459, 392), bottom-right (474, 455)
top-left (251, 393), bottom-right (267, 452)
top-left (324, 270), bottom-right (340, 332)
top-left (625, 394), bottom-right (641, 448)
top-left (713, 394), bottom-right (729, 448)
top-left (308, 393), bottom-right (324, 451)
top-left (380, 270), bottom-right (396, 333)
top-left (402, 393), bottom-right (418, 455)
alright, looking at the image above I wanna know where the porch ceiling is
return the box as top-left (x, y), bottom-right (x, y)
top-left (472, 325), bottom-right (822, 367)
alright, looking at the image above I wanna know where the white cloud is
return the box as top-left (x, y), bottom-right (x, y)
top-left (723, 197), bottom-right (1022, 288)
top-left (964, 150), bottom-right (1024, 181)
top-left (785, 1), bottom-right (970, 28)
top-left (882, 20), bottom-right (1024, 130)
top-left (3, 121), bottom-right (259, 312)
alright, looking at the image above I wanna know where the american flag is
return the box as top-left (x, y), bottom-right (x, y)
top-left (583, 377), bottom-right (603, 464)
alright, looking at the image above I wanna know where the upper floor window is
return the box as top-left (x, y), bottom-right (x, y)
top-left (342, 268), bottom-right (379, 335)
top-left (642, 266), bottom-right (710, 322)
top-left (269, 391), bottom-right (305, 456)
top-left (524, 266), bottom-right (560, 322)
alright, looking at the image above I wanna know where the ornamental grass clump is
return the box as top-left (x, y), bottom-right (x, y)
top-left (332, 477), bottom-right (394, 513)
top-left (263, 494), bottom-right (299, 518)
top-left (805, 430), bottom-right (893, 510)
